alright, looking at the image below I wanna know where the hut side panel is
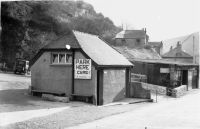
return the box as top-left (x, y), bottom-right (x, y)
top-left (31, 52), bottom-right (72, 95)
top-left (74, 51), bottom-right (97, 103)
top-left (103, 69), bottom-right (126, 104)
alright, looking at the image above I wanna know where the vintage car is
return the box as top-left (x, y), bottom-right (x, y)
top-left (14, 59), bottom-right (29, 74)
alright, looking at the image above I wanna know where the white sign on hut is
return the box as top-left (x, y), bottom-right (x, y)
top-left (74, 59), bottom-right (91, 79)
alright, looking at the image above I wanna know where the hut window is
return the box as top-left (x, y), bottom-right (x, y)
top-left (52, 54), bottom-right (59, 63)
top-left (59, 54), bottom-right (65, 63)
top-left (66, 54), bottom-right (72, 63)
top-left (52, 53), bottom-right (72, 64)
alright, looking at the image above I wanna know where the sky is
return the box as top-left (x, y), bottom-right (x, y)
top-left (83, 0), bottom-right (200, 41)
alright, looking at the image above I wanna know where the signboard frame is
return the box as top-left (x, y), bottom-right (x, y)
top-left (74, 59), bottom-right (92, 79)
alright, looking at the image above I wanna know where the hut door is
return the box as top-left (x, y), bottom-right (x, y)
top-left (97, 70), bottom-right (103, 105)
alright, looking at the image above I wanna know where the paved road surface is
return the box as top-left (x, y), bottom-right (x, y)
top-left (67, 90), bottom-right (200, 129)
top-left (0, 107), bottom-right (69, 126)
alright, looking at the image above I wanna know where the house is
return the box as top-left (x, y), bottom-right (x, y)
top-left (114, 29), bottom-right (149, 48)
top-left (136, 59), bottom-right (199, 90)
top-left (30, 30), bottom-right (133, 105)
top-left (162, 32), bottom-right (199, 64)
top-left (148, 41), bottom-right (163, 55)
top-left (162, 41), bottom-right (193, 63)
top-left (113, 46), bottom-right (199, 91)
top-left (113, 30), bottom-right (199, 91)
top-left (162, 32), bottom-right (200, 91)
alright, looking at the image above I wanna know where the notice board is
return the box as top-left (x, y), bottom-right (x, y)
top-left (160, 68), bottom-right (170, 73)
top-left (74, 59), bottom-right (91, 79)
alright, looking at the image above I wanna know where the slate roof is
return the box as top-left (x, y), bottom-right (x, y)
top-left (162, 46), bottom-right (192, 58)
top-left (115, 30), bottom-right (146, 39)
top-left (43, 32), bottom-right (80, 49)
top-left (113, 46), bottom-right (161, 61)
top-left (31, 31), bottom-right (133, 67)
top-left (162, 32), bottom-right (199, 56)
top-left (73, 31), bottom-right (133, 66)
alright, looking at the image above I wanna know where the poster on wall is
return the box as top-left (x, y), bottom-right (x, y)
top-left (74, 59), bottom-right (91, 79)
top-left (160, 68), bottom-right (170, 73)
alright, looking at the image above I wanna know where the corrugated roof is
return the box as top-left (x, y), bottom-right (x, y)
top-left (132, 59), bottom-right (198, 66)
top-left (113, 46), bottom-right (161, 61)
top-left (115, 30), bottom-right (146, 39)
top-left (73, 31), bottom-right (133, 66)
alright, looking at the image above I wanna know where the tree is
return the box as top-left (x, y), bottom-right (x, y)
top-left (1, 1), bottom-right (121, 68)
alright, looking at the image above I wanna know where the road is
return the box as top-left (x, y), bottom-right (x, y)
top-left (67, 89), bottom-right (200, 129)
top-left (0, 73), bottom-right (200, 129)
top-left (0, 73), bottom-right (86, 127)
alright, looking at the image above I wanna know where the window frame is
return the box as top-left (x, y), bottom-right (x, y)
top-left (51, 52), bottom-right (72, 65)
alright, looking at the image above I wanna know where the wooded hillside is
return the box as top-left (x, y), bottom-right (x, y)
top-left (1, 1), bottom-right (121, 68)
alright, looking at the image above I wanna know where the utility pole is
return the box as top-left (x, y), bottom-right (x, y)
top-left (193, 36), bottom-right (195, 64)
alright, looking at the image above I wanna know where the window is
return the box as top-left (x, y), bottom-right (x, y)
top-left (59, 54), bottom-right (65, 63)
top-left (121, 39), bottom-right (126, 43)
top-left (52, 54), bottom-right (59, 63)
top-left (52, 53), bottom-right (72, 64)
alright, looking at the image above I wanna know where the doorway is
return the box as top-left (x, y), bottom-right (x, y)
top-left (182, 70), bottom-right (189, 90)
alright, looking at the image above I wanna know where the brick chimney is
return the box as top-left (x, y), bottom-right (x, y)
top-left (170, 46), bottom-right (173, 51)
top-left (176, 41), bottom-right (182, 53)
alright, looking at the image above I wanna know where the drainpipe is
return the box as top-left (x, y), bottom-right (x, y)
top-left (193, 36), bottom-right (195, 64)
top-left (72, 49), bottom-right (75, 94)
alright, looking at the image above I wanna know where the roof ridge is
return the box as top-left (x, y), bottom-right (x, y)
top-left (73, 30), bottom-right (98, 37)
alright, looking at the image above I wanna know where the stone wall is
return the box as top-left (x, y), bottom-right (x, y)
top-left (141, 82), bottom-right (167, 95)
top-left (130, 82), bottom-right (151, 99)
top-left (171, 85), bottom-right (187, 97)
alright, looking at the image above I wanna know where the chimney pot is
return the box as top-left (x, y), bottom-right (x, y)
top-left (170, 46), bottom-right (173, 50)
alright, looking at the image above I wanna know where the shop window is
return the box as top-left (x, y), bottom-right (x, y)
top-left (52, 53), bottom-right (72, 64)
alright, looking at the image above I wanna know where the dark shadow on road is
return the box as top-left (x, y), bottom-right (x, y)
top-left (0, 89), bottom-right (84, 113)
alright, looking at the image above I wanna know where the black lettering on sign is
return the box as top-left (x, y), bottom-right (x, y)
top-left (76, 59), bottom-right (79, 64)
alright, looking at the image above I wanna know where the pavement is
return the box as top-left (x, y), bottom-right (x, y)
top-left (66, 89), bottom-right (200, 129)
top-left (101, 98), bottom-right (153, 107)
